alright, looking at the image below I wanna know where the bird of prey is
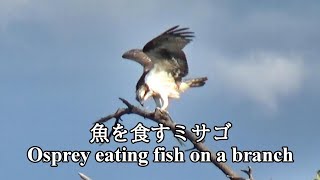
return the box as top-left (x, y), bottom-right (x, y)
top-left (122, 25), bottom-right (207, 111)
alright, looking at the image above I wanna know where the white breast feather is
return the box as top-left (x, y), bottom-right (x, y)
top-left (145, 66), bottom-right (180, 99)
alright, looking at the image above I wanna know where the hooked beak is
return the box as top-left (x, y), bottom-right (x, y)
top-left (122, 51), bottom-right (129, 59)
top-left (136, 96), bottom-right (144, 107)
top-left (140, 102), bottom-right (144, 107)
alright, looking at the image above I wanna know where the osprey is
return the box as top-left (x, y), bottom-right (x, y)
top-left (122, 25), bottom-right (207, 111)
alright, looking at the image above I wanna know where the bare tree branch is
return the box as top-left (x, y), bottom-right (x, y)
top-left (79, 172), bottom-right (92, 180)
top-left (241, 166), bottom-right (254, 180)
top-left (95, 98), bottom-right (254, 180)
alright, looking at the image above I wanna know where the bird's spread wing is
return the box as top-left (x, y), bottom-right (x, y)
top-left (143, 25), bottom-right (194, 53)
top-left (142, 25), bottom-right (194, 81)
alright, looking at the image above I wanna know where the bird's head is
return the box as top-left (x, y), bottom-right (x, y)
top-left (122, 49), bottom-right (151, 68)
top-left (122, 49), bottom-right (142, 60)
top-left (136, 84), bottom-right (149, 106)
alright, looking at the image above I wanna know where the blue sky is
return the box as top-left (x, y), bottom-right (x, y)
top-left (1, 0), bottom-right (319, 179)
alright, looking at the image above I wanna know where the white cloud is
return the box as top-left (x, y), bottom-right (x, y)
top-left (211, 52), bottom-right (305, 110)
top-left (0, 0), bottom-right (310, 111)
top-left (0, 0), bottom-right (29, 30)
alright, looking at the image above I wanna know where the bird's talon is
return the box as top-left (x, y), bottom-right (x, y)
top-left (155, 107), bottom-right (161, 113)
top-left (155, 107), bottom-right (169, 116)
top-left (161, 109), bottom-right (169, 115)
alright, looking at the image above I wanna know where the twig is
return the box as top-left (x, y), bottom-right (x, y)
top-left (241, 166), bottom-right (254, 180)
top-left (95, 98), bottom-right (253, 180)
top-left (79, 172), bottom-right (92, 180)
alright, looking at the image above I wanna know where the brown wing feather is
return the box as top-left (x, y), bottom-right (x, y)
top-left (142, 26), bottom-right (194, 80)
top-left (143, 25), bottom-right (194, 53)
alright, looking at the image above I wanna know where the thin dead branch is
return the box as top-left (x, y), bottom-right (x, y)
top-left (79, 172), bottom-right (92, 180)
top-left (95, 98), bottom-right (254, 180)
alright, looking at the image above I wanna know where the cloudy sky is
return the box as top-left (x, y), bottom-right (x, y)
top-left (1, 0), bottom-right (319, 179)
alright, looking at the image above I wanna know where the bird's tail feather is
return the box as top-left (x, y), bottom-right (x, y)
top-left (179, 77), bottom-right (208, 92)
